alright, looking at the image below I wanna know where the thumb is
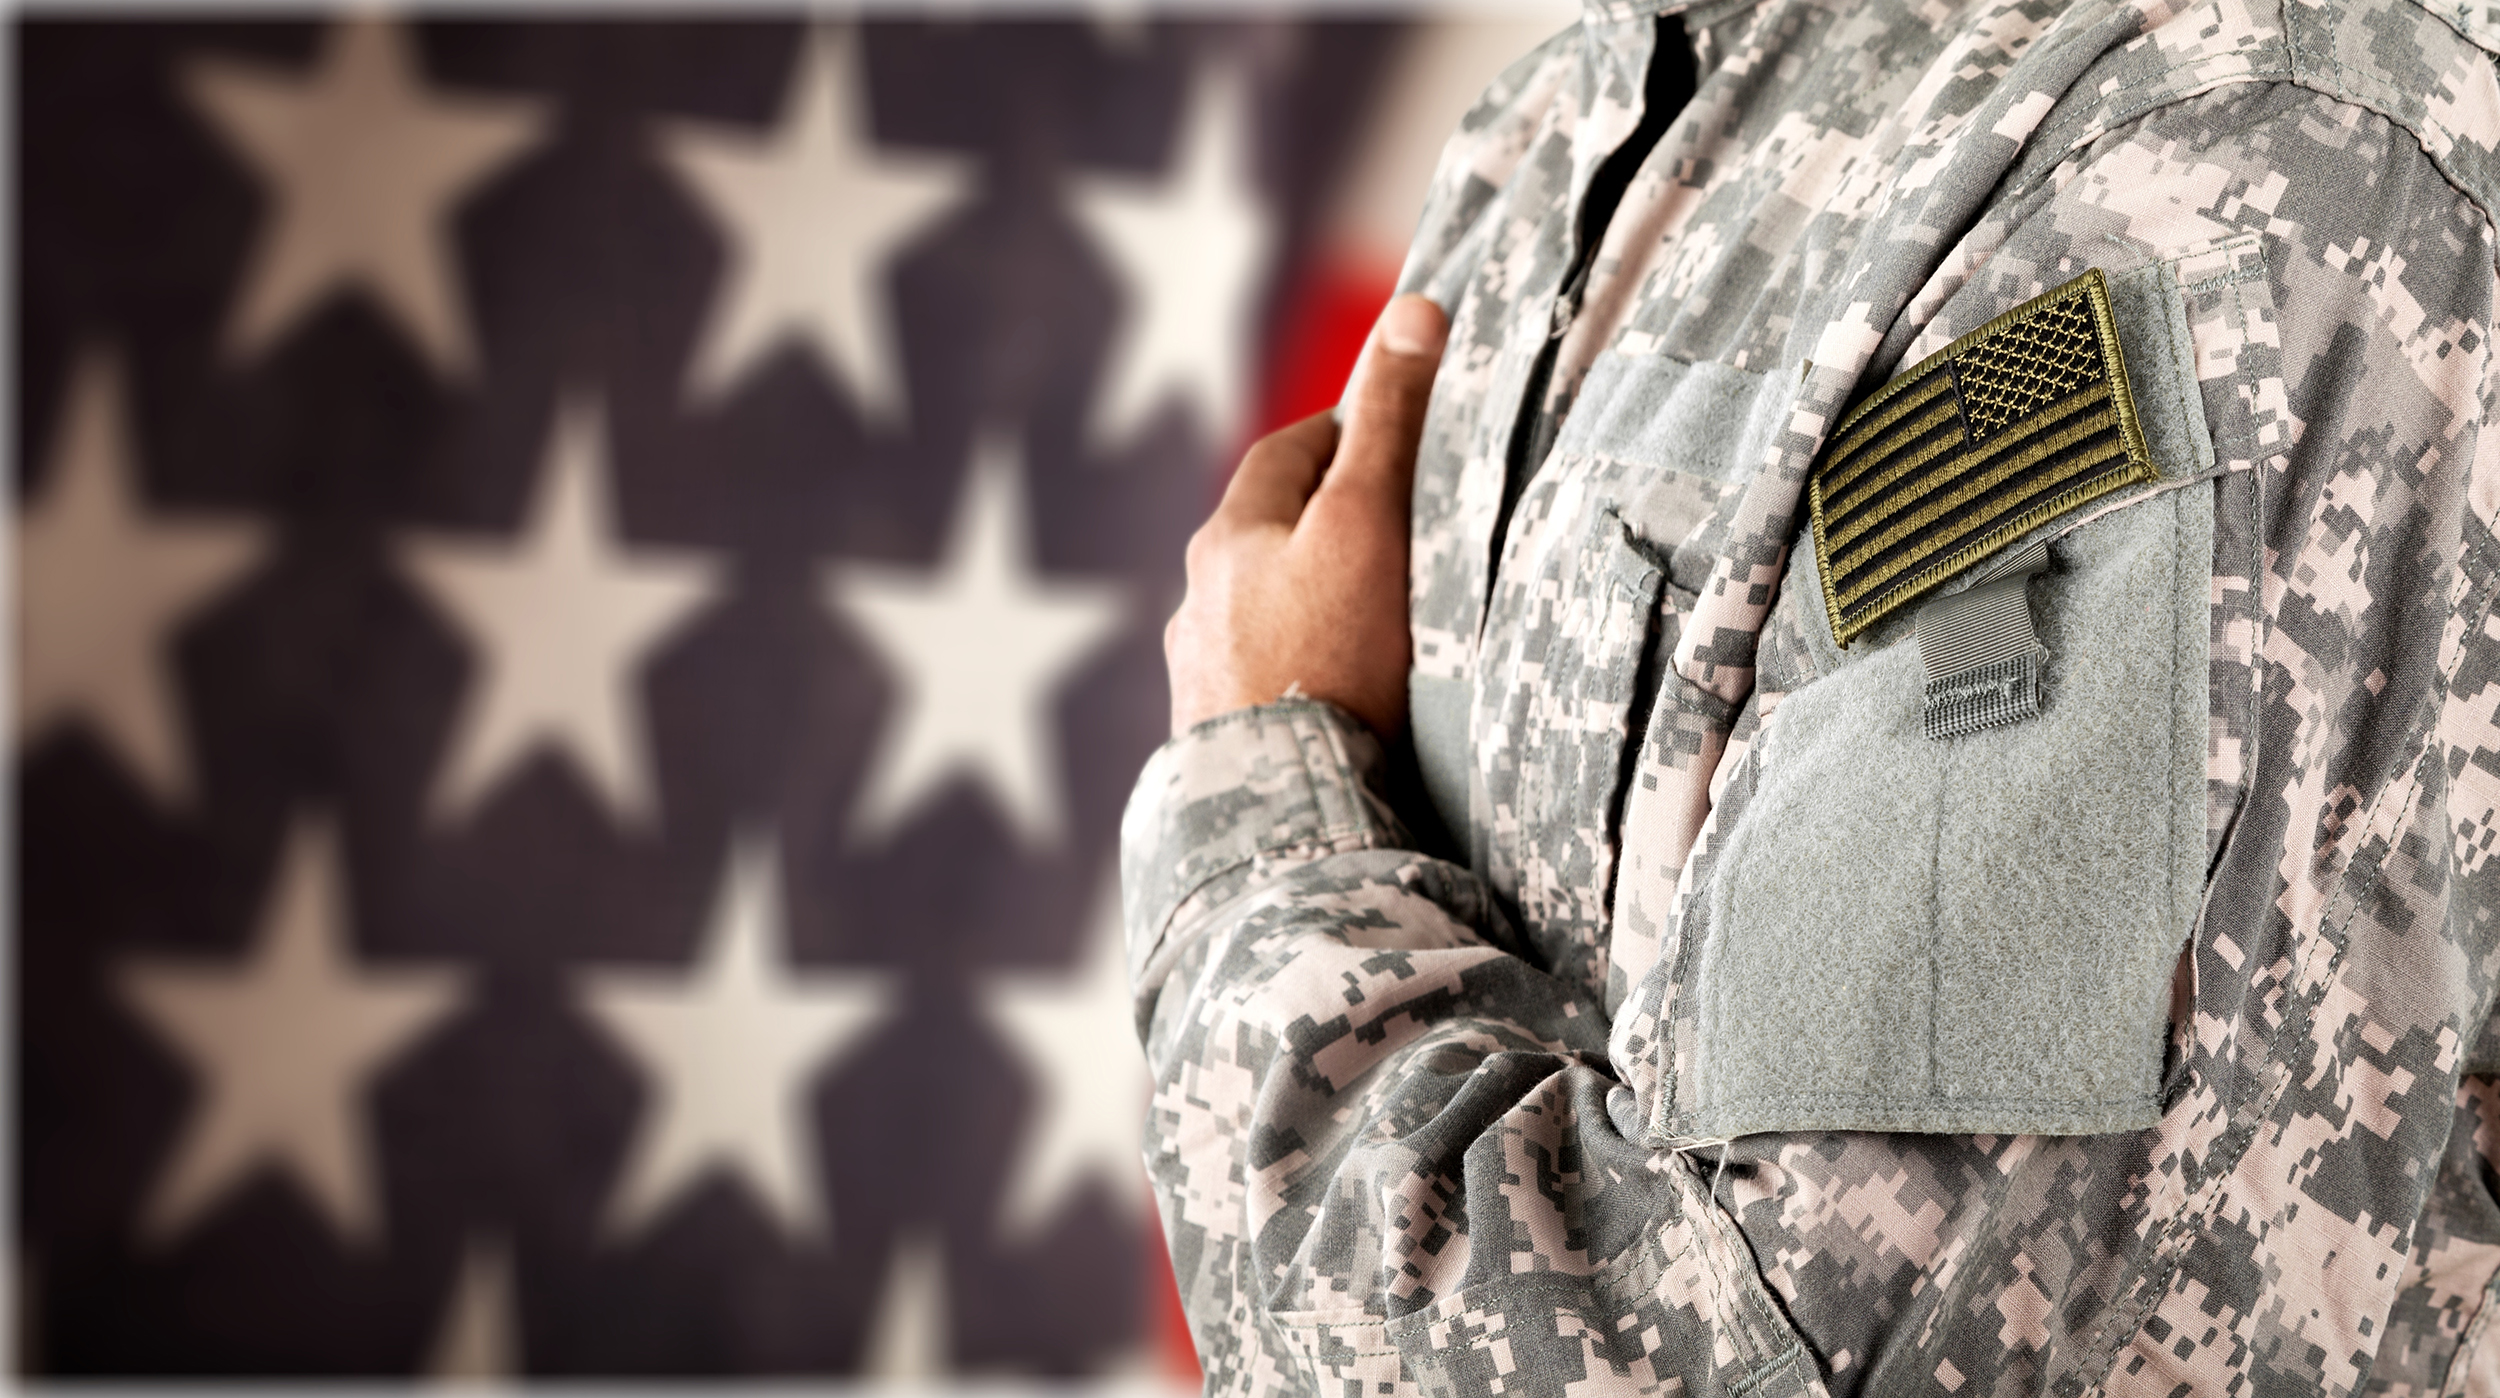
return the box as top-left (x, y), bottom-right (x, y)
top-left (1312, 294), bottom-right (1447, 522)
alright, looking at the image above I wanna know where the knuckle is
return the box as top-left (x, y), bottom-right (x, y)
top-left (1239, 436), bottom-right (1289, 478)
top-left (1183, 523), bottom-right (1220, 574)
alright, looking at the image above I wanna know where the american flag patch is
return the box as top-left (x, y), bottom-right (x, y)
top-left (1810, 269), bottom-right (2157, 648)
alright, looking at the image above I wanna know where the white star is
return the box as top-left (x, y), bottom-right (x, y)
top-left (1069, 65), bottom-right (1275, 453)
top-left (184, 16), bottom-right (545, 378)
top-left (400, 394), bottom-right (719, 829)
top-left (980, 868), bottom-right (1148, 1235)
top-left (823, 431), bottom-right (1125, 849)
top-left (427, 1233), bottom-right (521, 1382)
top-left (1087, 6), bottom-right (1151, 51)
top-left (859, 1231), bottom-right (951, 1380)
top-left (663, 28), bottom-right (974, 427)
top-left (18, 349), bottom-right (267, 808)
top-left (118, 816), bottom-right (466, 1246)
top-left (580, 833), bottom-right (892, 1242)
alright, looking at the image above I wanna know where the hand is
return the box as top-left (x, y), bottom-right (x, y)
top-left (1164, 294), bottom-right (1450, 737)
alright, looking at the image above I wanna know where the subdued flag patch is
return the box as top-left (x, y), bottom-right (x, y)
top-left (1809, 268), bottom-right (2157, 648)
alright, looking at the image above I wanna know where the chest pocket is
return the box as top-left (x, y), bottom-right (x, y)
top-left (1411, 356), bottom-right (1780, 1007)
top-left (1658, 260), bottom-right (2229, 1140)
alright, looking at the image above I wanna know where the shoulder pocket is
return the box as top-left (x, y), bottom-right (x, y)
top-left (1656, 256), bottom-right (2246, 1139)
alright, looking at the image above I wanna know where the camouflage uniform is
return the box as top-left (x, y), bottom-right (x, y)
top-left (1121, 0), bottom-right (2500, 1390)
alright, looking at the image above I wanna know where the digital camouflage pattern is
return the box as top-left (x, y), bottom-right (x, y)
top-left (1122, 0), bottom-right (2500, 1391)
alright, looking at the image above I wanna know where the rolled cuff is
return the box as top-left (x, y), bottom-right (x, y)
top-left (1118, 699), bottom-right (1411, 997)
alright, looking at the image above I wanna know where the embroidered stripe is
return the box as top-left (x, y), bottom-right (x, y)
top-left (1831, 406), bottom-right (2124, 607)
top-left (1825, 387), bottom-right (2111, 554)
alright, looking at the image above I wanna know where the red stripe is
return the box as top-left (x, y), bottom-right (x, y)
top-left (1255, 251), bottom-right (1402, 443)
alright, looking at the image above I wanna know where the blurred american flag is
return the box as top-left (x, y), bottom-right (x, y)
top-left (13, 11), bottom-right (1559, 1380)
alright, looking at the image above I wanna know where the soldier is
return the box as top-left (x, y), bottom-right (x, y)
top-left (1126, 0), bottom-right (2500, 1392)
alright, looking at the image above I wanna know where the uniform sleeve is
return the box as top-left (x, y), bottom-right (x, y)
top-left (1120, 700), bottom-right (1816, 1398)
top-left (1119, 701), bottom-right (1578, 1371)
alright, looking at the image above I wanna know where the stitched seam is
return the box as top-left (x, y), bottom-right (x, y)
top-left (2090, 720), bottom-right (2440, 1380)
top-left (1729, 1343), bottom-right (1808, 1396)
top-left (2025, 65), bottom-right (2498, 274)
top-left (2013, 60), bottom-right (2294, 208)
top-left (2169, 482), bottom-right (2188, 1007)
top-left (1592, 1217), bottom-right (1673, 1296)
top-left (1281, 1321), bottom-right (1398, 1361)
top-left (1928, 724), bottom-right (1948, 1099)
top-left (2142, 260), bottom-right (2206, 476)
top-left (2184, 258), bottom-right (2277, 466)
top-left (1699, 725), bottom-right (1756, 1123)
top-left (2181, 264), bottom-right (2269, 295)
top-left (1986, 0), bottom-right (2500, 260)
top-left (2279, 0), bottom-right (2500, 264)
top-left (2439, 1264), bottom-right (2500, 1396)
top-left (1657, 710), bottom-right (1779, 1134)
top-left (2238, 444), bottom-right (2266, 847)
top-left (2208, 426), bottom-right (2270, 461)
top-left (1296, 707), bottom-right (1334, 841)
top-left (1691, 1088), bottom-right (2164, 1111)
top-left (1684, 1171), bottom-right (1787, 1365)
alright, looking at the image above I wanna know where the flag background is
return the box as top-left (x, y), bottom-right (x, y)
top-left (13, 9), bottom-right (1576, 1382)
